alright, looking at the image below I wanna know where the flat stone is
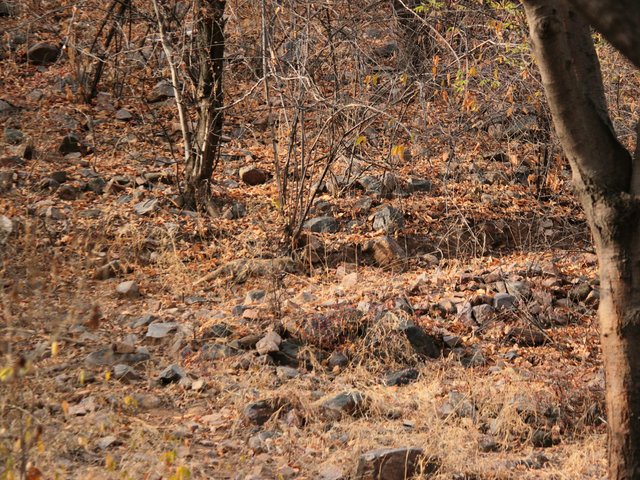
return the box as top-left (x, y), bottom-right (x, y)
top-left (201, 343), bottom-right (236, 360)
top-left (4, 127), bottom-right (24, 145)
top-left (58, 134), bottom-right (82, 155)
top-left (372, 205), bottom-right (404, 233)
top-left (328, 350), bottom-right (349, 369)
top-left (256, 331), bottom-right (282, 355)
top-left (385, 368), bottom-right (419, 386)
top-left (243, 399), bottom-right (283, 426)
top-left (133, 198), bottom-right (159, 215)
top-left (494, 292), bottom-right (516, 309)
top-left (113, 364), bottom-right (141, 382)
top-left (355, 447), bottom-right (433, 480)
top-left (157, 364), bottom-right (185, 385)
top-left (116, 280), bottom-right (140, 298)
top-left (148, 80), bottom-right (175, 102)
top-left (27, 42), bottom-right (61, 65)
top-left (85, 347), bottom-right (150, 367)
top-left (303, 216), bottom-right (340, 233)
top-left (115, 109), bottom-right (133, 121)
top-left (0, 215), bottom-right (12, 246)
top-left (321, 391), bottom-right (367, 418)
top-left (401, 323), bottom-right (441, 358)
top-left (239, 166), bottom-right (269, 185)
top-left (507, 327), bottom-right (546, 347)
top-left (366, 236), bottom-right (405, 268)
top-left (146, 322), bottom-right (178, 339)
top-left (407, 177), bottom-right (433, 192)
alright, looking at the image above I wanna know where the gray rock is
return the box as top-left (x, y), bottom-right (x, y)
top-left (385, 368), bottom-right (419, 386)
top-left (244, 289), bottom-right (266, 304)
top-left (133, 198), bottom-right (159, 215)
top-left (372, 205), bottom-right (404, 233)
top-left (0, 215), bottom-right (12, 246)
top-left (303, 216), bottom-right (340, 233)
top-left (365, 236), bottom-right (405, 267)
top-left (354, 196), bottom-right (374, 214)
top-left (146, 322), bottom-right (178, 339)
top-left (494, 292), bottom-right (516, 309)
top-left (438, 391), bottom-right (476, 419)
top-left (248, 430), bottom-right (278, 452)
top-left (471, 304), bottom-right (494, 324)
top-left (407, 177), bottom-right (433, 192)
top-left (94, 260), bottom-right (123, 280)
top-left (570, 282), bottom-right (592, 302)
top-left (50, 171), bottom-right (68, 184)
top-left (355, 447), bottom-right (433, 480)
top-left (113, 364), bottom-right (141, 382)
top-left (239, 166), bottom-right (269, 185)
top-left (505, 280), bottom-right (532, 299)
top-left (27, 42), bottom-right (61, 65)
top-left (97, 435), bottom-right (120, 450)
top-left (0, 1), bottom-right (14, 16)
top-left (57, 184), bottom-right (79, 200)
top-left (276, 366), bottom-right (300, 379)
top-left (131, 314), bottom-right (155, 328)
top-left (321, 391), bottom-right (367, 418)
top-left (357, 175), bottom-right (382, 195)
top-left (26, 89), bottom-right (44, 102)
top-left (133, 393), bottom-right (162, 409)
top-left (256, 331), bottom-right (282, 355)
top-left (328, 350), bottom-right (349, 369)
top-left (115, 108), bottom-right (133, 121)
top-left (401, 324), bottom-right (441, 358)
top-left (203, 323), bottom-right (233, 338)
top-left (4, 127), bottom-right (24, 145)
top-left (243, 399), bottom-right (283, 426)
top-left (85, 347), bottom-right (150, 367)
top-left (148, 80), bottom-right (175, 102)
top-left (116, 280), bottom-right (140, 298)
top-left (222, 202), bottom-right (246, 219)
top-left (157, 364), bottom-right (185, 385)
top-left (201, 343), bottom-right (236, 360)
top-left (58, 134), bottom-right (82, 155)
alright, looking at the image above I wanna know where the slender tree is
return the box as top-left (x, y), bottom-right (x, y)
top-left (522, 1), bottom-right (640, 478)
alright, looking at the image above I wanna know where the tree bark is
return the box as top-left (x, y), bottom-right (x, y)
top-left (522, 1), bottom-right (640, 478)
top-left (183, 0), bottom-right (226, 210)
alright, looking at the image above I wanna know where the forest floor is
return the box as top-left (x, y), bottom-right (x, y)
top-left (0, 1), bottom-right (632, 479)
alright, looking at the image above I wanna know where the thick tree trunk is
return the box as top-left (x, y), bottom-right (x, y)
top-left (587, 195), bottom-right (640, 479)
top-left (183, 0), bottom-right (226, 210)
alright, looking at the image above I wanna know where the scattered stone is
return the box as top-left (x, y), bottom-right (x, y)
top-left (471, 303), bottom-right (495, 324)
top-left (507, 327), bottom-right (546, 347)
top-left (4, 127), bottom-right (24, 145)
top-left (321, 391), bottom-right (368, 418)
top-left (570, 282), bottom-right (592, 302)
top-left (148, 80), bottom-right (175, 102)
top-left (407, 177), bottom-right (433, 192)
top-left (355, 447), bottom-right (433, 480)
top-left (229, 334), bottom-right (261, 350)
top-left (505, 280), bottom-right (532, 299)
top-left (328, 350), bottom-right (349, 369)
top-left (243, 399), bottom-right (283, 426)
top-left (146, 322), bottom-right (178, 339)
top-left (0, 216), bottom-right (12, 246)
top-left (134, 198), bottom-right (159, 215)
top-left (239, 166), bottom-right (269, 185)
top-left (0, 1), bottom-right (14, 16)
top-left (365, 236), bottom-right (405, 268)
top-left (94, 260), bottom-right (124, 280)
top-left (244, 289), bottom-right (266, 304)
top-left (438, 391), bottom-right (476, 419)
top-left (303, 216), bottom-right (340, 233)
top-left (317, 464), bottom-right (345, 480)
top-left (58, 134), bottom-right (82, 155)
top-left (85, 347), bottom-right (150, 367)
top-left (478, 436), bottom-right (499, 452)
top-left (157, 364), bottom-right (185, 385)
top-left (203, 323), bottom-right (233, 339)
top-left (248, 430), bottom-right (278, 452)
top-left (354, 196), bottom-right (374, 214)
top-left (97, 435), bottom-right (120, 450)
top-left (494, 292), bottom-right (516, 309)
top-left (372, 205), bottom-right (405, 233)
top-left (57, 184), bottom-right (79, 200)
top-left (276, 366), bottom-right (300, 379)
top-left (116, 280), bottom-right (140, 299)
top-left (222, 202), bottom-right (246, 219)
top-left (385, 368), bottom-right (419, 386)
top-left (68, 396), bottom-right (97, 416)
top-left (201, 343), bottom-right (236, 360)
top-left (27, 42), bottom-right (61, 65)
top-left (256, 331), bottom-right (282, 355)
top-left (131, 314), bottom-right (155, 328)
top-left (115, 108), bottom-right (133, 121)
top-left (133, 393), bottom-right (162, 410)
top-left (113, 364), bottom-right (141, 382)
top-left (401, 323), bottom-right (441, 358)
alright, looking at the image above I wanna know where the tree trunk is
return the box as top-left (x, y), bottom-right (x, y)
top-left (587, 195), bottom-right (640, 479)
top-left (522, 1), bottom-right (640, 477)
top-left (390, 0), bottom-right (433, 73)
top-left (183, 0), bottom-right (226, 210)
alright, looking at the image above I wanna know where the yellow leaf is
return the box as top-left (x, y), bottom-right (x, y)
top-left (0, 366), bottom-right (14, 382)
top-left (105, 453), bottom-right (117, 471)
top-left (468, 65), bottom-right (477, 77)
top-left (104, 370), bottom-right (111, 382)
top-left (51, 341), bottom-right (59, 358)
top-left (400, 73), bottom-right (408, 86)
top-left (61, 401), bottom-right (69, 416)
top-left (79, 369), bottom-right (85, 386)
top-left (355, 135), bottom-right (367, 147)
